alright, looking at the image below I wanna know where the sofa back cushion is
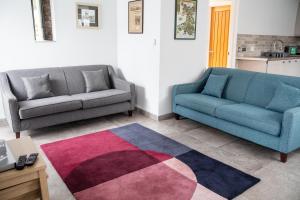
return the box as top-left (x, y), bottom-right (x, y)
top-left (22, 74), bottom-right (54, 100)
top-left (244, 73), bottom-right (300, 108)
top-left (202, 74), bottom-right (229, 98)
top-left (266, 83), bottom-right (300, 112)
top-left (6, 68), bottom-right (69, 101)
top-left (210, 68), bottom-right (256, 103)
top-left (63, 65), bottom-right (111, 95)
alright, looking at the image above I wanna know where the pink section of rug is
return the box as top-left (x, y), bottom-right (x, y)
top-left (41, 131), bottom-right (139, 179)
top-left (74, 162), bottom-right (197, 200)
top-left (163, 158), bottom-right (197, 182)
top-left (191, 184), bottom-right (227, 200)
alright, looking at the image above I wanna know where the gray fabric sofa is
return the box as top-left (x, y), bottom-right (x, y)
top-left (0, 65), bottom-right (135, 138)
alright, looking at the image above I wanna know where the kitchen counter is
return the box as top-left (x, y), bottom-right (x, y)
top-left (237, 55), bottom-right (300, 62)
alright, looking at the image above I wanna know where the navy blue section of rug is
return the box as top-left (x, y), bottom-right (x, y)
top-left (176, 150), bottom-right (260, 199)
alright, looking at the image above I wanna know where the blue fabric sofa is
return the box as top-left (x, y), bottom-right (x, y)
top-left (172, 68), bottom-right (300, 162)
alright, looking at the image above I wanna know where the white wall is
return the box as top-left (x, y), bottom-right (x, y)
top-left (117, 0), bottom-right (161, 116)
top-left (238, 0), bottom-right (299, 36)
top-left (296, 2), bottom-right (300, 36)
top-left (117, 0), bottom-right (211, 117)
top-left (0, 0), bottom-right (117, 119)
top-left (158, 0), bottom-right (210, 116)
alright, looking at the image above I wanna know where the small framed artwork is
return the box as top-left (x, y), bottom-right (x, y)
top-left (77, 3), bottom-right (100, 29)
top-left (128, 0), bottom-right (144, 34)
top-left (174, 0), bottom-right (197, 40)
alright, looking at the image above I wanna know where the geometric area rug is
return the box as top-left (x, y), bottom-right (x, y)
top-left (41, 123), bottom-right (260, 200)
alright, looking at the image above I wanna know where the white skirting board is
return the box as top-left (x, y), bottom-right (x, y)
top-left (136, 107), bottom-right (174, 121)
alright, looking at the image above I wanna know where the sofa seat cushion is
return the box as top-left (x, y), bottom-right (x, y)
top-left (216, 103), bottom-right (282, 136)
top-left (19, 96), bottom-right (82, 120)
top-left (175, 93), bottom-right (235, 116)
top-left (72, 89), bottom-right (131, 109)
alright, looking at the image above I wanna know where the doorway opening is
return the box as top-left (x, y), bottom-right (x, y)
top-left (208, 1), bottom-right (232, 68)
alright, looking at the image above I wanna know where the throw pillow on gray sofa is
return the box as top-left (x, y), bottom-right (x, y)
top-left (22, 74), bottom-right (54, 100)
top-left (82, 70), bottom-right (109, 93)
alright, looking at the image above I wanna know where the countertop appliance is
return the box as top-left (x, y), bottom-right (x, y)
top-left (285, 46), bottom-right (298, 56)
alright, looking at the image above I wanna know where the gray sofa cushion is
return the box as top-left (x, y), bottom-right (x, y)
top-left (82, 70), bottom-right (109, 92)
top-left (6, 68), bottom-right (69, 101)
top-left (63, 65), bottom-right (111, 95)
top-left (175, 93), bottom-right (235, 116)
top-left (216, 103), bottom-right (282, 136)
top-left (22, 74), bottom-right (54, 100)
top-left (72, 89), bottom-right (131, 109)
top-left (18, 96), bottom-right (82, 119)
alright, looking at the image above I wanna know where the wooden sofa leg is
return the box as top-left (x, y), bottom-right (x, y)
top-left (175, 114), bottom-right (180, 120)
top-left (280, 153), bottom-right (288, 163)
top-left (15, 132), bottom-right (20, 139)
top-left (128, 111), bottom-right (133, 117)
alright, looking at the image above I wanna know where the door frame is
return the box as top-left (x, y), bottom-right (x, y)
top-left (207, 0), bottom-right (240, 68)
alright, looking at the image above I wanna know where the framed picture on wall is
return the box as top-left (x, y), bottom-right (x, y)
top-left (76, 3), bottom-right (100, 29)
top-left (174, 0), bottom-right (197, 40)
top-left (128, 0), bottom-right (144, 34)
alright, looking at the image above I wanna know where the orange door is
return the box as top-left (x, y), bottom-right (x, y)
top-left (208, 5), bottom-right (231, 68)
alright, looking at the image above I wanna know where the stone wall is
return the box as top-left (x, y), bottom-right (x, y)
top-left (41, 0), bottom-right (53, 41)
top-left (237, 34), bottom-right (300, 57)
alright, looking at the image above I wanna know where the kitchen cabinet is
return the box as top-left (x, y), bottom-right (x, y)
top-left (236, 59), bottom-right (267, 73)
top-left (268, 59), bottom-right (300, 76)
top-left (237, 58), bottom-right (300, 77)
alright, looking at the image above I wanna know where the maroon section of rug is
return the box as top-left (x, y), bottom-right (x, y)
top-left (64, 150), bottom-right (166, 193)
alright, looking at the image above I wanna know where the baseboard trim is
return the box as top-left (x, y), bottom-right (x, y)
top-left (136, 107), bottom-right (158, 120)
top-left (158, 113), bottom-right (175, 121)
top-left (0, 119), bottom-right (8, 127)
top-left (136, 107), bottom-right (174, 121)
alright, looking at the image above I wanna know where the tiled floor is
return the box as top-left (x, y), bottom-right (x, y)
top-left (1, 113), bottom-right (300, 200)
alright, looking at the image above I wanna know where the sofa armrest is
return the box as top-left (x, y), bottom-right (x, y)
top-left (0, 73), bottom-right (20, 132)
top-left (111, 75), bottom-right (136, 110)
top-left (172, 68), bottom-right (211, 112)
top-left (280, 107), bottom-right (300, 153)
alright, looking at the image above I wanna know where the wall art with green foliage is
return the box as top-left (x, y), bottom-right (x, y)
top-left (174, 0), bottom-right (197, 40)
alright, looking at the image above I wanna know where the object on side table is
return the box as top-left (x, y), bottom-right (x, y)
top-left (0, 136), bottom-right (49, 200)
top-left (0, 140), bottom-right (16, 172)
top-left (26, 153), bottom-right (39, 166)
top-left (0, 140), bottom-right (7, 160)
top-left (15, 155), bottom-right (27, 170)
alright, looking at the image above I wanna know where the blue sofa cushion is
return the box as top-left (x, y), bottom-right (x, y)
top-left (216, 103), bottom-right (282, 136)
top-left (266, 83), bottom-right (300, 113)
top-left (202, 74), bottom-right (228, 98)
top-left (211, 68), bottom-right (256, 103)
top-left (244, 73), bottom-right (300, 108)
top-left (175, 93), bottom-right (235, 116)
